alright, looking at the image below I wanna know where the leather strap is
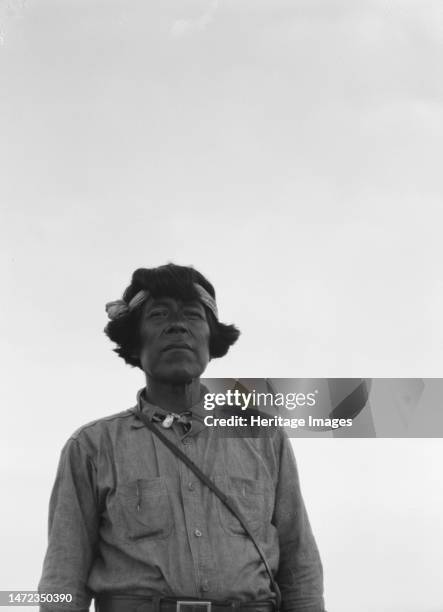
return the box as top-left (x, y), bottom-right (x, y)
top-left (130, 407), bottom-right (281, 611)
top-left (96, 593), bottom-right (276, 612)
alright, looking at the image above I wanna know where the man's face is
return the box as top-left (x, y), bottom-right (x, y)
top-left (137, 296), bottom-right (211, 383)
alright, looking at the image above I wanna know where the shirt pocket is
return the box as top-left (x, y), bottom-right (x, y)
top-left (215, 475), bottom-right (269, 537)
top-left (114, 477), bottom-right (173, 540)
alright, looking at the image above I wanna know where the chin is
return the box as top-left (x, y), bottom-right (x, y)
top-left (157, 368), bottom-right (201, 385)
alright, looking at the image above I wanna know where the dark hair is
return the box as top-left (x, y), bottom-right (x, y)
top-left (104, 263), bottom-right (240, 368)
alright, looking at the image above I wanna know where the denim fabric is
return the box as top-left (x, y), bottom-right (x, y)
top-left (38, 387), bottom-right (325, 612)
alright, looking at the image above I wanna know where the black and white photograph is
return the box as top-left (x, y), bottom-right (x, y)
top-left (1, 2), bottom-right (443, 612)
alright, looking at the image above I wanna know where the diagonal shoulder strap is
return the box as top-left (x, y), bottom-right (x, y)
top-left (131, 407), bottom-right (281, 611)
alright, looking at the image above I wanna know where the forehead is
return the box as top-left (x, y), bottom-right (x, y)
top-left (145, 296), bottom-right (204, 309)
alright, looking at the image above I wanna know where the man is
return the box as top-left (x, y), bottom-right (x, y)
top-left (39, 263), bottom-right (326, 612)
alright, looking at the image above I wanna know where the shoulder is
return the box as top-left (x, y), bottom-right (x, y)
top-left (213, 405), bottom-right (288, 465)
top-left (70, 409), bottom-right (134, 439)
top-left (215, 405), bottom-right (287, 440)
top-left (62, 408), bottom-right (136, 459)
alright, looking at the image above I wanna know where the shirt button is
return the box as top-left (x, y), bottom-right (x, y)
top-left (188, 482), bottom-right (195, 491)
top-left (194, 529), bottom-right (202, 537)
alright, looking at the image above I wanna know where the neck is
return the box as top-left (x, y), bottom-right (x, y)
top-left (144, 377), bottom-right (202, 413)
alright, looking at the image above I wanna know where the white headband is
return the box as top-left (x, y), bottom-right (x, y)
top-left (105, 282), bottom-right (218, 321)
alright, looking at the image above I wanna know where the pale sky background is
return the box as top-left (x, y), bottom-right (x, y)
top-left (1, 1), bottom-right (443, 611)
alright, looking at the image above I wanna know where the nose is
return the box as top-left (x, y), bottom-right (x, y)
top-left (163, 310), bottom-right (189, 334)
top-left (165, 321), bottom-right (188, 334)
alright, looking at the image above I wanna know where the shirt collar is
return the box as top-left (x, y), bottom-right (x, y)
top-left (130, 384), bottom-right (210, 437)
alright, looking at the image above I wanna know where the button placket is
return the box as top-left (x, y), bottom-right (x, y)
top-left (177, 430), bottom-right (214, 597)
top-left (176, 436), bottom-right (207, 597)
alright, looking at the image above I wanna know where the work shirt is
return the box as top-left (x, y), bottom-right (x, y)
top-left (38, 386), bottom-right (325, 612)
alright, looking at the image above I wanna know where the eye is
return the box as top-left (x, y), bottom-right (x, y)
top-left (148, 309), bottom-right (168, 318)
top-left (185, 310), bottom-right (203, 319)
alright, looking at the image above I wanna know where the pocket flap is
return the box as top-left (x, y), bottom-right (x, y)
top-left (117, 478), bottom-right (165, 498)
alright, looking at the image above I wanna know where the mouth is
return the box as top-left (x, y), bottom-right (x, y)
top-left (162, 344), bottom-right (193, 352)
